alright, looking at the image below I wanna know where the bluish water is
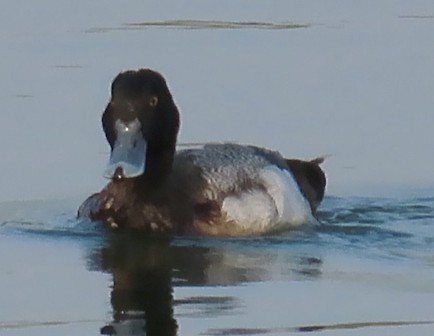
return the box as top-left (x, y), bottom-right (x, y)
top-left (1, 196), bottom-right (434, 335)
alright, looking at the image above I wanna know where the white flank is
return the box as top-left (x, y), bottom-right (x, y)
top-left (259, 165), bottom-right (313, 227)
top-left (222, 190), bottom-right (277, 232)
top-left (222, 165), bottom-right (315, 233)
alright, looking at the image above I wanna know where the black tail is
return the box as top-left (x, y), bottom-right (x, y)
top-left (285, 157), bottom-right (327, 213)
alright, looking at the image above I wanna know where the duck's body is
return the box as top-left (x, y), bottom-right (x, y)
top-left (78, 69), bottom-right (326, 236)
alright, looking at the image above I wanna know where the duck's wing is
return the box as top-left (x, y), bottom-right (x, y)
top-left (175, 144), bottom-right (326, 209)
top-left (174, 143), bottom-right (317, 232)
top-left (175, 143), bottom-right (289, 200)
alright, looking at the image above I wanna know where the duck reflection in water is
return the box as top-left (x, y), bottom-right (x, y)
top-left (89, 233), bottom-right (323, 336)
top-left (95, 234), bottom-right (178, 336)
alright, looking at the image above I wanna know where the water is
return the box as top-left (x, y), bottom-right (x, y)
top-left (2, 0), bottom-right (434, 201)
top-left (1, 196), bottom-right (434, 335)
top-left (1, 0), bottom-right (434, 335)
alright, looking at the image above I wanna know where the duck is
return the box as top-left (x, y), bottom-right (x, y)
top-left (78, 69), bottom-right (326, 236)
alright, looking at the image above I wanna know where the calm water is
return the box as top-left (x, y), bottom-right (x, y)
top-left (1, 196), bottom-right (434, 335)
top-left (1, 0), bottom-right (434, 335)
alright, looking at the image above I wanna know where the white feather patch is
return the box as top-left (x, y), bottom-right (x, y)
top-left (222, 190), bottom-right (277, 232)
top-left (222, 165), bottom-right (315, 232)
top-left (259, 165), bottom-right (313, 227)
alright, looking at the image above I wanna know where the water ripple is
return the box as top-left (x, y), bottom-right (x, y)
top-left (315, 196), bottom-right (434, 261)
top-left (1, 196), bottom-right (433, 262)
top-left (318, 196), bottom-right (434, 226)
top-left (204, 320), bottom-right (434, 335)
top-left (85, 19), bottom-right (309, 33)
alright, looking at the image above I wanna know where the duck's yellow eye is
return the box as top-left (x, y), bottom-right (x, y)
top-left (149, 96), bottom-right (158, 107)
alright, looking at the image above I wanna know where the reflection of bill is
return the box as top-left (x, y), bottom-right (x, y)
top-left (101, 319), bottom-right (146, 336)
top-left (90, 233), bottom-right (323, 335)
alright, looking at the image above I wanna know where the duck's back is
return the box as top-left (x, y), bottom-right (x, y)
top-left (172, 143), bottom-right (316, 235)
top-left (176, 143), bottom-right (286, 197)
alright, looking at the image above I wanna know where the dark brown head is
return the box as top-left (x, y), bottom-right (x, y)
top-left (102, 69), bottom-right (180, 182)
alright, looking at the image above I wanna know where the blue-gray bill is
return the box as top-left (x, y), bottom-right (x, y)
top-left (104, 118), bottom-right (147, 179)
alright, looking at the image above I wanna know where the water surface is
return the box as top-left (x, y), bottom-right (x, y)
top-left (1, 196), bottom-right (434, 335)
top-left (1, 0), bottom-right (434, 200)
top-left (1, 1), bottom-right (434, 335)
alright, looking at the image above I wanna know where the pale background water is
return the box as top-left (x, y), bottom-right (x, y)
top-left (1, 1), bottom-right (434, 335)
top-left (1, 0), bottom-right (434, 201)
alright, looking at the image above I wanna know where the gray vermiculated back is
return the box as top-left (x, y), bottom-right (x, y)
top-left (176, 143), bottom-right (288, 199)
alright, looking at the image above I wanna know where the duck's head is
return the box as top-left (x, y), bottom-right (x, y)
top-left (102, 69), bottom-right (180, 181)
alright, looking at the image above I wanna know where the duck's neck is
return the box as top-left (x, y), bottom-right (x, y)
top-left (134, 142), bottom-right (176, 194)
